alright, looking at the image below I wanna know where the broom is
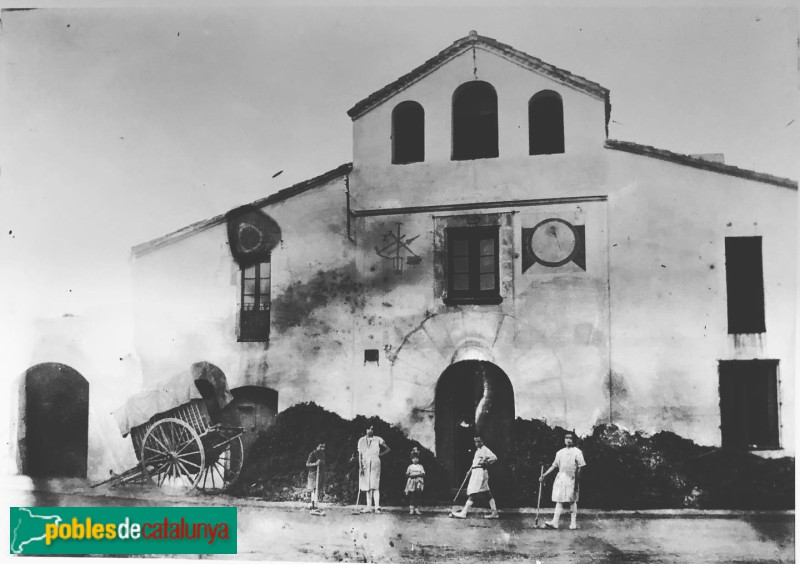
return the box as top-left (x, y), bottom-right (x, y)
top-left (311, 461), bottom-right (325, 516)
top-left (449, 468), bottom-right (471, 517)
top-left (534, 465), bottom-right (544, 528)
top-left (352, 457), bottom-right (367, 514)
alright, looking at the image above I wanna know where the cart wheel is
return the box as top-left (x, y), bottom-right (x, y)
top-left (141, 418), bottom-right (205, 490)
top-left (198, 435), bottom-right (244, 493)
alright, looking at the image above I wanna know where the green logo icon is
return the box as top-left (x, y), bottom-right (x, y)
top-left (10, 507), bottom-right (237, 555)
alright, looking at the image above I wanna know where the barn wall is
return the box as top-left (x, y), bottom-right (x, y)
top-left (132, 175), bottom-right (361, 417)
top-left (603, 151), bottom-right (796, 452)
top-left (128, 49), bottom-right (795, 458)
top-left (132, 150), bottom-right (795, 457)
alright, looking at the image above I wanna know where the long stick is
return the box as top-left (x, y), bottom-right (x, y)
top-left (315, 460), bottom-right (321, 501)
top-left (453, 468), bottom-right (471, 503)
top-left (535, 465), bottom-right (544, 527)
top-left (354, 456), bottom-right (362, 510)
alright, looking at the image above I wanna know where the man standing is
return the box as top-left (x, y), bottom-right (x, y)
top-left (357, 425), bottom-right (391, 513)
top-left (540, 431), bottom-right (586, 530)
top-left (450, 436), bottom-right (500, 519)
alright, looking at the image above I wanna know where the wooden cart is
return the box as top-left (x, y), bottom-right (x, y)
top-left (98, 363), bottom-right (244, 492)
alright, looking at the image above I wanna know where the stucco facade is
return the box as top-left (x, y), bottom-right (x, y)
top-left (128, 32), bottom-right (796, 480)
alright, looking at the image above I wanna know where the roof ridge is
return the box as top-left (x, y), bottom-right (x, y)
top-left (132, 162), bottom-right (353, 258)
top-left (347, 31), bottom-right (608, 120)
top-left (605, 139), bottom-right (797, 189)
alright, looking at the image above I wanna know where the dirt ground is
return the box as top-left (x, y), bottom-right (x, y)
top-left (4, 480), bottom-right (794, 563)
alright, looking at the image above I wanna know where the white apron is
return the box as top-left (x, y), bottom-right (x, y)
top-left (466, 445), bottom-right (497, 495)
top-left (358, 436), bottom-right (385, 491)
top-left (551, 446), bottom-right (586, 503)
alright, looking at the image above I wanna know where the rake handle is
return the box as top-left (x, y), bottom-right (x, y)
top-left (535, 465), bottom-right (544, 526)
top-left (453, 468), bottom-right (471, 503)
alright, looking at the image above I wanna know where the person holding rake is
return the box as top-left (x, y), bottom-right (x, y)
top-left (450, 436), bottom-right (500, 519)
top-left (540, 431), bottom-right (586, 530)
top-left (305, 443), bottom-right (326, 516)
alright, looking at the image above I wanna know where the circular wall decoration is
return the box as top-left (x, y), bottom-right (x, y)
top-left (225, 205), bottom-right (282, 265)
top-left (528, 218), bottom-right (578, 267)
top-left (237, 222), bottom-right (264, 253)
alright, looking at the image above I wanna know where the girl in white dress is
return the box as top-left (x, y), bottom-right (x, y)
top-left (540, 431), bottom-right (586, 529)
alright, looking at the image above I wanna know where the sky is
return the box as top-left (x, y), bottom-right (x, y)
top-left (0, 1), bottom-right (797, 372)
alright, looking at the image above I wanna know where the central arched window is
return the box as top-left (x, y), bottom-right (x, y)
top-left (529, 90), bottom-right (564, 155)
top-left (452, 81), bottom-right (498, 161)
top-left (392, 101), bottom-right (425, 164)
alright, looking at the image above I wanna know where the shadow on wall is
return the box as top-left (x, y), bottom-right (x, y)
top-left (271, 246), bottom-right (428, 333)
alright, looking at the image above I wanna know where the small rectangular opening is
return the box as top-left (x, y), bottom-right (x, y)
top-left (364, 349), bottom-right (379, 365)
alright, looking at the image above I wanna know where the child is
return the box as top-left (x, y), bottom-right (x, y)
top-left (540, 431), bottom-right (586, 529)
top-left (450, 436), bottom-right (499, 519)
top-left (404, 453), bottom-right (425, 515)
top-left (306, 443), bottom-right (326, 516)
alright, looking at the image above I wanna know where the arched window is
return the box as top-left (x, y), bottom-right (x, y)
top-left (392, 101), bottom-right (425, 164)
top-left (452, 81), bottom-right (498, 160)
top-left (529, 90), bottom-right (564, 155)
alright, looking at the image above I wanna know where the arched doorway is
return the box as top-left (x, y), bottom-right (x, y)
top-left (435, 360), bottom-right (514, 491)
top-left (228, 386), bottom-right (278, 450)
top-left (19, 363), bottom-right (89, 478)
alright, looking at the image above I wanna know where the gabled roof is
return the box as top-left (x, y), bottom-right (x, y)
top-left (605, 140), bottom-right (797, 189)
top-left (347, 30), bottom-right (610, 121)
top-left (132, 163), bottom-right (353, 258)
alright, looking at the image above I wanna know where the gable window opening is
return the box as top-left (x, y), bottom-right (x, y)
top-left (445, 226), bottom-right (501, 305)
top-left (452, 81), bottom-right (499, 161)
top-left (240, 260), bottom-right (271, 342)
top-left (529, 90), bottom-right (565, 155)
top-left (392, 101), bottom-right (425, 164)
top-left (724, 236), bottom-right (766, 334)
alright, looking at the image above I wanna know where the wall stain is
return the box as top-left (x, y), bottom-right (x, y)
top-left (272, 259), bottom-right (426, 333)
top-left (602, 370), bottom-right (631, 424)
top-left (272, 266), bottom-right (364, 331)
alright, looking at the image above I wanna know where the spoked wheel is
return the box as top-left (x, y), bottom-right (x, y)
top-left (198, 434), bottom-right (244, 493)
top-left (141, 418), bottom-right (205, 490)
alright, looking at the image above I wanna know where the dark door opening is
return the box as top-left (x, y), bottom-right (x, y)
top-left (435, 360), bottom-right (514, 492)
top-left (719, 360), bottom-right (779, 450)
top-left (227, 386), bottom-right (278, 450)
top-left (21, 363), bottom-right (89, 478)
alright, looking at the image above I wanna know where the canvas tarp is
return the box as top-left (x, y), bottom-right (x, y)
top-left (113, 362), bottom-right (233, 437)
